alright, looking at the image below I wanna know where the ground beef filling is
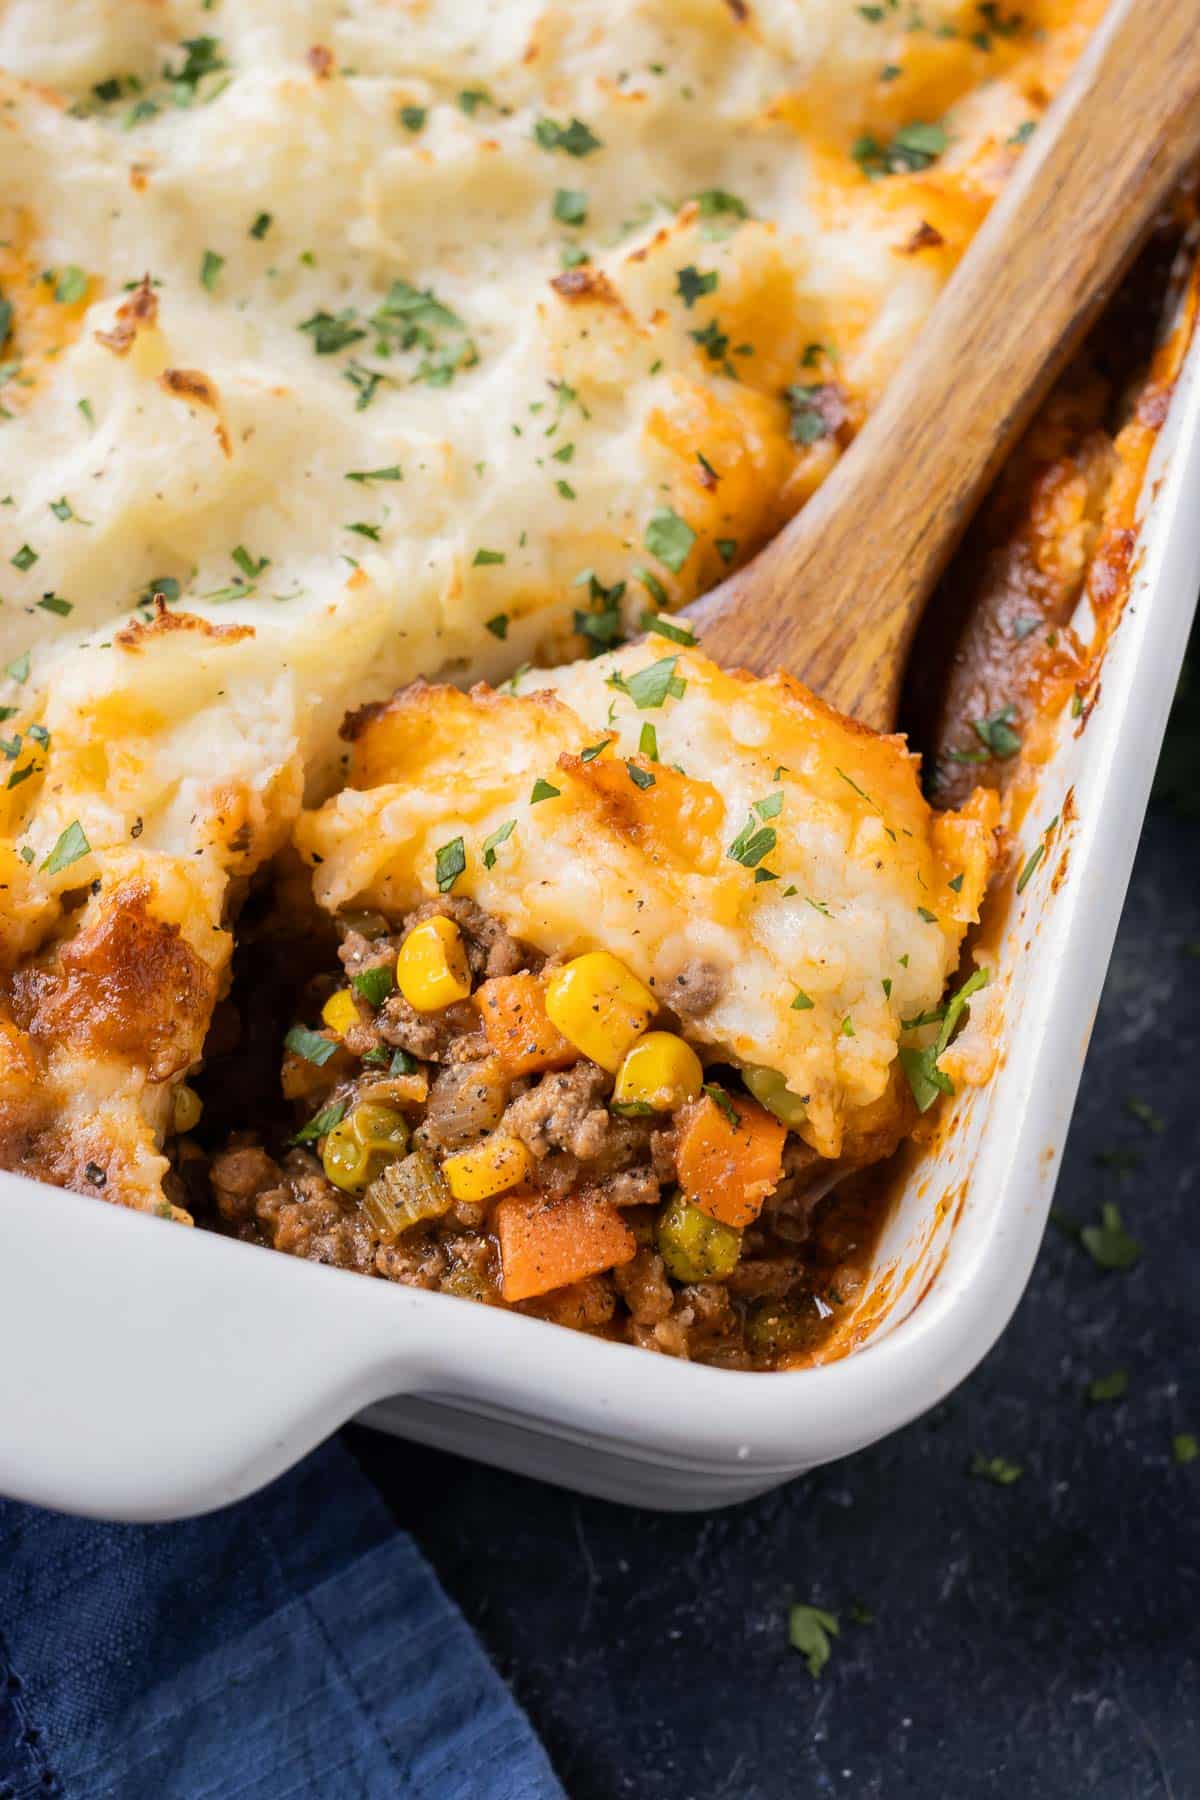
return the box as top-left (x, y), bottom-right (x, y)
top-left (196, 898), bottom-right (874, 1370)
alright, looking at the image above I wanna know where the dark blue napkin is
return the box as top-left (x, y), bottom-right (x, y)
top-left (0, 1435), bottom-right (563, 1799)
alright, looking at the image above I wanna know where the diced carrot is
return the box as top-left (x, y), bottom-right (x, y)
top-left (475, 973), bottom-right (578, 1077)
top-left (495, 1188), bottom-right (637, 1303)
top-left (676, 1092), bottom-right (787, 1228)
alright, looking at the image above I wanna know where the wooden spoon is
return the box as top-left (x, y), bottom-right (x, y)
top-left (685, 0), bottom-right (1200, 731)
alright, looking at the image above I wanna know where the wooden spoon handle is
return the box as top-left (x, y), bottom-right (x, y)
top-left (687, 0), bottom-right (1200, 729)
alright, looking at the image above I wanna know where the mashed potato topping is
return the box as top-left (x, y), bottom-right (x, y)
top-left (299, 638), bottom-right (999, 1160)
top-left (0, 0), bottom-right (1097, 1213)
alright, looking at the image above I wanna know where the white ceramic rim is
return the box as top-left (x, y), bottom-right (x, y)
top-left (1, 303), bottom-right (1199, 1523)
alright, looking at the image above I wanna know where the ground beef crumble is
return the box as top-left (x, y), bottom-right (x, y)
top-left (190, 898), bottom-right (882, 1369)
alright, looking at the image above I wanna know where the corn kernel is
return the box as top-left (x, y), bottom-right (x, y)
top-left (395, 915), bottom-right (472, 1012)
top-left (443, 1134), bottom-right (531, 1202)
top-left (351, 1101), bottom-right (410, 1156)
top-left (613, 1031), bottom-right (703, 1113)
top-left (322, 1119), bottom-right (372, 1193)
top-left (321, 987), bottom-right (360, 1038)
top-left (171, 1083), bottom-right (203, 1135)
top-left (544, 951), bottom-right (656, 1072)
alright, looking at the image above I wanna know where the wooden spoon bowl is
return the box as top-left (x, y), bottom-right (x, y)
top-left (685, 0), bottom-right (1200, 730)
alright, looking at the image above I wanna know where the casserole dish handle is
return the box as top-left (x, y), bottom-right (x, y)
top-left (0, 1176), bottom-right (426, 1522)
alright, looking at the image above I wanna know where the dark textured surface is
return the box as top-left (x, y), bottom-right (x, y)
top-left (353, 716), bottom-right (1200, 1800)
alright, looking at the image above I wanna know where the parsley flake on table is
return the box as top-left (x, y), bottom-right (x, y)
top-left (787, 1604), bottom-right (839, 1679)
top-left (1079, 1201), bottom-right (1141, 1271)
top-left (969, 1454), bottom-right (1023, 1486)
top-left (1087, 1370), bottom-right (1129, 1403)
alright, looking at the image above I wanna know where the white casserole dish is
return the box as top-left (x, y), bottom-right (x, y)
top-left (2, 312), bottom-right (1198, 1522)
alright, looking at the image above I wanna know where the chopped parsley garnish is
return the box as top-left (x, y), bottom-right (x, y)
top-left (1017, 846), bottom-right (1045, 893)
top-left (530, 778), bottom-right (560, 804)
top-left (970, 704), bottom-right (1021, 759)
top-left (457, 88), bottom-right (492, 115)
top-left (482, 819), bottom-right (516, 869)
top-left (485, 613), bottom-right (509, 639)
top-left (785, 384), bottom-right (833, 446)
top-left (791, 989), bottom-right (814, 1011)
top-left (715, 537), bottom-right (737, 564)
top-left (609, 655), bottom-right (686, 710)
top-left (553, 188), bottom-right (588, 226)
top-left (579, 739), bottom-right (612, 762)
top-left (11, 545), bottom-right (37, 572)
top-left (788, 1605), bottom-right (839, 1679)
top-left (534, 116), bottom-right (603, 157)
top-left (853, 120), bottom-right (948, 178)
top-left (346, 465), bottom-right (403, 484)
top-left (54, 266), bottom-right (88, 305)
top-left (633, 565), bottom-right (668, 605)
top-left (969, 1454), bottom-right (1023, 1486)
top-left (78, 397), bottom-right (94, 425)
top-left (643, 507), bottom-right (695, 573)
top-left (199, 249), bottom-right (224, 291)
top-left (250, 212), bottom-right (273, 239)
top-left (690, 318), bottom-right (730, 366)
top-left (1087, 1370), bottom-right (1129, 1403)
top-left (693, 189), bottom-right (749, 239)
top-left (755, 792), bottom-right (783, 819)
top-left (473, 547), bottom-right (505, 566)
top-left (169, 35), bottom-right (227, 100)
top-left (899, 966), bottom-right (989, 1113)
top-left (727, 815), bottom-right (777, 869)
top-left (284, 1025), bottom-right (339, 1066)
top-left (556, 479), bottom-right (576, 500)
top-left (640, 609), bottom-right (695, 645)
top-left (917, 906), bottom-right (938, 924)
top-left (638, 722), bottom-right (658, 760)
top-left (435, 836), bottom-right (466, 892)
top-left (675, 265), bottom-right (718, 308)
top-left (1009, 119), bottom-right (1037, 146)
top-left (292, 1097), bottom-right (348, 1145)
top-left (347, 521), bottom-right (381, 542)
top-left (41, 819), bottom-right (90, 875)
top-left (5, 651), bottom-right (30, 684)
top-left (37, 594), bottom-right (73, 617)
top-left (703, 1083), bottom-right (740, 1128)
top-left (626, 761), bottom-right (655, 790)
top-left (400, 105), bottom-right (427, 132)
top-left (50, 498), bottom-right (76, 522)
top-left (300, 310), bottom-right (366, 355)
top-left (232, 544), bottom-right (269, 578)
top-left (352, 965), bottom-right (395, 1008)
